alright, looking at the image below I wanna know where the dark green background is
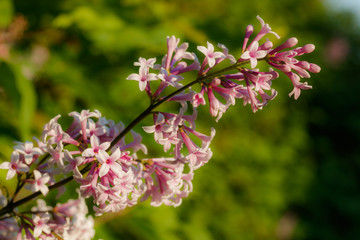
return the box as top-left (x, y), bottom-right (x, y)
top-left (0, 0), bottom-right (359, 239)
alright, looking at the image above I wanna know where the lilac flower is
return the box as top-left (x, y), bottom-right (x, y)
top-left (242, 24), bottom-right (254, 52)
top-left (63, 150), bottom-right (83, 178)
top-left (165, 35), bottom-right (180, 70)
top-left (97, 149), bottom-right (123, 177)
top-left (96, 183), bottom-right (124, 205)
top-left (192, 85), bottom-right (207, 107)
top-left (32, 214), bottom-right (51, 237)
top-left (157, 67), bottom-right (184, 88)
top-left (241, 41), bottom-right (268, 68)
top-left (143, 113), bottom-right (172, 142)
top-left (120, 130), bottom-right (148, 154)
top-left (46, 123), bottom-right (79, 148)
top-left (179, 127), bottom-right (215, 170)
top-left (26, 170), bottom-right (50, 196)
top-left (13, 141), bottom-right (43, 165)
top-left (69, 109), bottom-right (101, 141)
top-left (141, 158), bottom-right (191, 207)
top-left (85, 118), bottom-right (108, 137)
top-left (0, 152), bottom-right (29, 180)
top-left (134, 57), bottom-right (157, 69)
top-left (46, 145), bottom-right (65, 167)
top-left (82, 135), bottom-right (111, 157)
top-left (207, 86), bottom-right (221, 117)
top-left (218, 43), bottom-right (236, 64)
top-left (252, 15), bottom-right (280, 43)
top-left (126, 66), bottom-right (158, 91)
top-left (197, 41), bottom-right (225, 68)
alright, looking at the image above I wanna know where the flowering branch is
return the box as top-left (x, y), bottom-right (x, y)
top-left (0, 16), bottom-right (320, 239)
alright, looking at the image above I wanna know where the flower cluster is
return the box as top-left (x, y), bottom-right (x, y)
top-left (0, 16), bottom-right (320, 239)
top-left (0, 106), bottom-right (214, 238)
top-left (0, 193), bottom-right (94, 240)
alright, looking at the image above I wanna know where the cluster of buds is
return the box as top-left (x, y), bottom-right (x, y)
top-left (0, 16), bottom-right (320, 239)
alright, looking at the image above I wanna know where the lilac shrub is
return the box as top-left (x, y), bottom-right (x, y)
top-left (0, 16), bottom-right (320, 239)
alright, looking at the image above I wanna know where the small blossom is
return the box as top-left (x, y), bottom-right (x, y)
top-left (97, 149), bottom-right (123, 177)
top-left (82, 135), bottom-right (111, 157)
top-left (253, 15), bottom-right (280, 42)
top-left (197, 41), bottom-right (225, 68)
top-left (241, 41), bottom-right (268, 68)
top-left (0, 152), bottom-right (29, 180)
top-left (13, 141), bottom-right (42, 165)
top-left (27, 170), bottom-right (50, 196)
top-left (134, 57), bottom-right (156, 69)
top-left (126, 67), bottom-right (158, 91)
top-left (143, 113), bottom-right (172, 142)
top-left (32, 214), bottom-right (51, 237)
top-left (218, 43), bottom-right (236, 64)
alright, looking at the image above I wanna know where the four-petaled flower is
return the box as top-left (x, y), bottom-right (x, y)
top-left (127, 67), bottom-right (157, 91)
top-left (143, 113), bottom-right (173, 142)
top-left (32, 214), bottom-right (51, 237)
top-left (27, 170), bottom-right (50, 196)
top-left (0, 152), bottom-right (29, 180)
top-left (241, 41), bottom-right (268, 68)
top-left (197, 41), bottom-right (225, 68)
top-left (97, 149), bottom-right (123, 177)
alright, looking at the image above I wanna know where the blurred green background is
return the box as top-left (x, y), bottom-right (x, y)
top-left (1, 0), bottom-right (359, 239)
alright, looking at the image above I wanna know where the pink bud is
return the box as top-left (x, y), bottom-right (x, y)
top-left (296, 61), bottom-right (310, 70)
top-left (259, 40), bottom-right (273, 51)
top-left (302, 44), bottom-right (315, 53)
top-left (270, 37), bottom-right (298, 55)
top-left (309, 63), bottom-right (321, 73)
top-left (242, 25), bottom-right (254, 52)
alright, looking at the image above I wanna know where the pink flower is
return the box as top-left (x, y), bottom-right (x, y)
top-left (85, 118), bottom-right (108, 137)
top-left (165, 35), bottom-right (180, 70)
top-left (197, 41), bottom-right (225, 68)
top-left (178, 126), bottom-right (215, 170)
top-left (69, 109), bottom-right (101, 142)
top-left (157, 68), bottom-right (184, 88)
top-left (207, 86), bottom-right (221, 117)
top-left (82, 135), bottom-right (111, 157)
top-left (63, 150), bottom-right (83, 178)
top-left (0, 152), bottom-right (29, 180)
top-left (134, 57), bottom-right (156, 69)
top-left (27, 170), bottom-right (50, 196)
top-left (252, 15), bottom-right (280, 43)
top-left (97, 149), bottom-right (123, 177)
top-left (32, 214), bottom-right (51, 237)
top-left (192, 85), bottom-right (206, 107)
top-left (96, 183), bottom-right (124, 205)
top-left (120, 130), bottom-right (148, 154)
top-left (143, 113), bottom-right (172, 142)
top-left (242, 24), bottom-right (254, 52)
top-left (217, 43), bottom-right (236, 64)
top-left (241, 41), bottom-right (268, 68)
top-left (126, 67), bottom-right (157, 91)
top-left (13, 141), bottom-right (42, 165)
